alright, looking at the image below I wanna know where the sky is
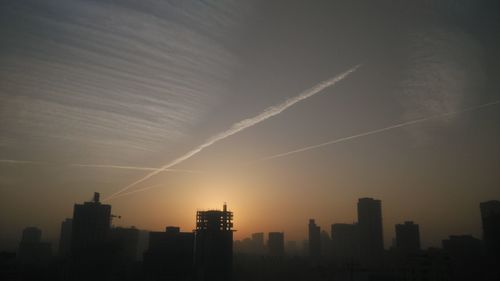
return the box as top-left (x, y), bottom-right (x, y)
top-left (1, 0), bottom-right (500, 251)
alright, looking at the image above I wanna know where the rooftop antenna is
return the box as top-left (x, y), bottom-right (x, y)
top-left (93, 192), bottom-right (100, 203)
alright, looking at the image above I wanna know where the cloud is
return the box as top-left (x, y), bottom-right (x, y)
top-left (0, 0), bottom-right (247, 164)
top-left (399, 26), bottom-right (484, 143)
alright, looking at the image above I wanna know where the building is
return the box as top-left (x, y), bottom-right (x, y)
top-left (195, 203), bottom-right (233, 281)
top-left (395, 221), bottom-right (420, 255)
top-left (71, 192), bottom-right (111, 255)
top-left (143, 226), bottom-right (194, 281)
top-left (18, 227), bottom-right (52, 265)
top-left (268, 232), bottom-right (285, 257)
top-left (442, 235), bottom-right (483, 281)
top-left (58, 218), bottom-right (72, 257)
top-left (70, 192), bottom-right (113, 280)
top-left (331, 223), bottom-right (359, 264)
top-left (252, 232), bottom-right (265, 254)
top-left (480, 200), bottom-right (500, 262)
top-left (320, 230), bottom-right (332, 258)
top-left (308, 219), bottom-right (321, 260)
top-left (357, 197), bottom-right (384, 268)
top-left (109, 227), bottom-right (139, 262)
top-left (286, 240), bottom-right (299, 256)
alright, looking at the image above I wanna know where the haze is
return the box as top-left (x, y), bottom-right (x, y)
top-left (1, 0), bottom-right (499, 252)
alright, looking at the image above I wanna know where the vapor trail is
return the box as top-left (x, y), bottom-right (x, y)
top-left (71, 163), bottom-right (204, 174)
top-left (0, 160), bottom-right (46, 165)
top-left (107, 184), bottom-right (165, 200)
top-left (253, 99), bottom-right (500, 163)
top-left (105, 65), bottom-right (361, 200)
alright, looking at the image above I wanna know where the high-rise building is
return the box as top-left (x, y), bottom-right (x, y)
top-left (195, 203), bottom-right (233, 281)
top-left (442, 235), bottom-right (483, 281)
top-left (70, 192), bottom-right (112, 280)
top-left (286, 240), bottom-right (299, 256)
top-left (18, 227), bottom-right (52, 265)
top-left (268, 232), bottom-right (285, 257)
top-left (58, 218), bottom-right (72, 257)
top-left (110, 226), bottom-right (139, 262)
top-left (357, 197), bottom-right (384, 268)
top-left (308, 219), bottom-right (321, 260)
top-left (21, 227), bottom-right (41, 243)
top-left (331, 223), bottom-right (359, 263)
top-left (480, 200), bottom-right (500, 261)
top-left (320, 230), bottom-right (332, 258)
top-left (251, 232), bottom-right (265, 254)
top-left (71, 192), bottom-right (111, 255)
top-left (395, 221), bottom-right (420, 255)
top-left (143, 226), bottom-right (194, 280)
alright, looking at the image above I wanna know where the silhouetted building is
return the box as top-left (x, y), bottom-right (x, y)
top-left (18, 227), bottom-right (52, 265)
top-left (398, 247), bottom-right (451, 281)
top-left (71, 192), bottom-right (111, 255)
top-left (251, 232), bottom-right (265, 254)
top-left (70, 192), bottom-right (113, 280)
top-left (195, 203), bottom-right (233, 281)
top-left (395, 221), bottom-right (420, 255)
top-left (268, 232), bottom-right (284, 257)
top-left (252, 233), bottom-right (264, 247)
top-left (442, 235), bottom-right (483, 281)
top-left (137, 230), bottom-right (150, 261)
top-left (357, 197), bottom-right (384, 268)
top-left (331, 223), bottom-right (359, 264)
top-left (0, 251), bottom-right (17, 281)
top-left (320, 230), bottom-right (332, 258)
top-left (286, 240), bottom-right (299, 256)
top-left (110, 227), bottom-right (139, 262)
top-left (308, 219), bottom-right (321, 260)
top-left (480, 200), bottom-right (500, 262)
top-left (143, 226), bottom-right (194, 281)
top-left (59, 218), bottom-right (72, 257)
top-left (21, 227), bottom-right (41, 243)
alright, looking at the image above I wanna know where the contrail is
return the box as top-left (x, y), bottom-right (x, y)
top-left (106, 99), bottom-right (500, 200)
top-left (70, 163), bottom-right (204, 174)
top-left (105, 64), bottom-right (361, 200)
top-left (0, 160), bottom-right (46, 165)
top-left (107, 184), bottom-right (165, 200)
top-left (0, 160), bottom-right (204, 174)
top-left (253, 99), bottom-right (500, 163)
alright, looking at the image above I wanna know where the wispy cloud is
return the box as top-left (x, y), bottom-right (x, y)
top-left (399, 26), bottom-right (484, 143)
top-left (0, 0), bottom-right (248, 164)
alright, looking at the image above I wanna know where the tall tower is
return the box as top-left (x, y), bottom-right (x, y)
top-left (357, 198), bottom-right (384, 268)
top-left (268, 232), bottom-right (285, 257)
top-left (308, 219), bottom-right (321, 260)
top-left (18, 227), bottom-right (52, 265)
top-left (480, 200), bottom-right (500, 262)
top-left (59, 218), bottom-right (73, 257)
top-left (71, 192), bottom-right (111, 257)
top-left (331, 223), bottom-right (359, 263)
top-left (195, 203), bottom-right (233, 281)
top-left (395, 221), bottom-right (420, 255)
top-left (251, 232), bottom-right (265, 254)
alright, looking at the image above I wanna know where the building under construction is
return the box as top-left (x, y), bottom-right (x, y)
top-left (195, 203), bottom-right (233, 281)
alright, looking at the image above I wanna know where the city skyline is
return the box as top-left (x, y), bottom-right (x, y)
top-left (9, 194), bottom-right (500, 281)
top-left (5, 194), bottom-right (498, 252)
top-left (1, 0), bottom-right (500, 255)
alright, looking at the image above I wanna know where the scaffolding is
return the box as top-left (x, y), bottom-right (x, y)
top-left (196, 203), bottom-right (233, 232)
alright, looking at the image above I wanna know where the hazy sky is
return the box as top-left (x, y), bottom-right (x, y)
top-left (1, 0), bottom-right (500, 250)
